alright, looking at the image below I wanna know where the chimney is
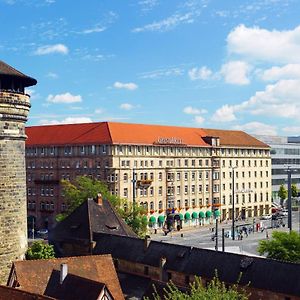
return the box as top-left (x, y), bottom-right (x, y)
top-left (144, 235), bottom-right (151, 252)
top-left (96, 193), bottom-right (103, 206)
top-left (60, 263), bottom-right (68, 284)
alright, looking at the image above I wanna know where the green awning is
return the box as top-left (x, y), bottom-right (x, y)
top-left (158, 215), bottom-right (165, 223)
top-left (214, 210), bottom-right (220, 217)
top-left (199, 211), bottom-right (205, 218)
top-left (149, 216), bottom-right (156, 223)
top-left (192, 212), bottom-right (198, 219)
top-left (206, 211), bottom-right (212, 218)
top-left (185, 212), bottom-right (191, 220)
top-left (179, 213), bottom-right (184, 220)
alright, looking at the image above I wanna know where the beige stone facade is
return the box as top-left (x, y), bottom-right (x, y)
top-left (25, 122), bottom-right (271, 230)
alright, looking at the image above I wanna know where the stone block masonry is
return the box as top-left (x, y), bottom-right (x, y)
top-left (0, 91), bottom-right (31, 284)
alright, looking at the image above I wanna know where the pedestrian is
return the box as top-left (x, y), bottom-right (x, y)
top-left (266, 230), bottom-right (269, 240)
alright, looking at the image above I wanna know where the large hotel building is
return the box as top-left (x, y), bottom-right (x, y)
top-left (25, 122), bottom-right (272, 229)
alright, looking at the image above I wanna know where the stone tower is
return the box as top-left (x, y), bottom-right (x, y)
top-left (0, 61), bottom-right (36, 284)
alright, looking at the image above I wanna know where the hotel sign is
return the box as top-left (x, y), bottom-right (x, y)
top-left (155, 137), bottom-right (183, 145)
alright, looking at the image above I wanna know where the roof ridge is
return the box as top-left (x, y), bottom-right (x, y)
top-left (0, 60), bottom-right (28, 77)
top-left (14, 254), bottom-right (113, 264)
top-left (105, 122), bottom-right (113, 144)
top-left (69, 123), bottom-right (104, 144)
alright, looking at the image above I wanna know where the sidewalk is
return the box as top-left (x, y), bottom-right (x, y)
top-left (149, 218), bottom-right (257, 238)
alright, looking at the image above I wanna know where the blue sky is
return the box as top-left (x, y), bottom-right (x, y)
top-left (2, 0), bottom-right (300, 136)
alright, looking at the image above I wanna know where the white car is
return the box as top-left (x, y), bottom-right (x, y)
top-left (260, 214), bottom-right (272, 220)
top-left (281, 209), bottom-right (288, 216)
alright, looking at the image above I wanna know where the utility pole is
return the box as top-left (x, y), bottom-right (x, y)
top-left (215, 217), bottom-right (218, 251)
top-left (232, 167), bottom-right (235, 240)
top-left (222, 228), bottom-right (225, 252)
top-left (287, 167), bottom-right (292, 232)
top-left (132, 168), bottom-right (137, 208)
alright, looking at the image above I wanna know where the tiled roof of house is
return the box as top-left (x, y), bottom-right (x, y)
top-left (44, 271), bottom-right (112, 300)
top-left (49, 198), bottom-right (137, 247)
top-left (93, 233), bottom-right (300, 298)
top-left (25, 122), bottom-right (269, 148)
top-left (0, 60), bottom-right (37, 87)
top-left (10, 255), bottom-right (124, 300)
top-left (0, 285), bottom-right (54, 300)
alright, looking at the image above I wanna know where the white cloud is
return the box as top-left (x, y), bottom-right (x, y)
top-left (80, 25), bottom-right (106, 34)
top-left (113, 81), bottom-right (138, 90)
top-left (39, 117), bottom-right (92, 125)
top-left (227, 24), bottom-right (300, 64)
top-left (220, 61), bottom-right (252, 85)
top-left (46, 72), bottom-right (58, 79)
top-left (211, 105), bottom-right (236, 122)
top-left (34, 44), bottom-right (69, 55)
top-left (238, 79), bottom-right (300, 118)
top-left (183, 106), bottom-right (207, 115)
top-left (138, 0), bottom-right (159, 12)
top-left (188, 66), bottom-right (213, 80)
top-left (140, 67), bottom-right (183, 79)
top-left (193, 115), bottom-right (205, 124)
top-left (120, 103), bottom-right (134, 110)
top-left (282, 126), bottom-right (300, 135)
top-left (260, 64), bottom-right (300, 81)
top-left (95, 108), bottom-right (104, 114)
top-left (233, 122), bottom-right (277, 136)
top-left (47, 92), bottom-right (82, 104)
top-left (212, 79), bottom-right (300, 122)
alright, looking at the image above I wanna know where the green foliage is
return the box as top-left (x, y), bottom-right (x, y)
top-left (258, 230), bottom-right (300, 263)
top-left (146, 274), bottom-right (249, 300)
top-left (56, 176), bottom-right (147, 237)
top-left (278, 184), bottom-right (287, 201)
top-left (291, 184), bottom-right (298, 198)
top-left (26, 241), bottom-right (55, 260)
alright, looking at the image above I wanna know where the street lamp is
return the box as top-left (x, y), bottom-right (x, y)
top-left (132, 168), bottom-right (137, 208)
top-left (230, 166), bottom-right (237, 240)
top-left (285, 166), bottom-right (296, 233)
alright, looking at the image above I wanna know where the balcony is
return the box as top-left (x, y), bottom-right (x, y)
top-left (137, 179), bottom-right (153, 188)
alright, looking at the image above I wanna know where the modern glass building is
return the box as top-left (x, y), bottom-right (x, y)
top-left (255, 135), bottom-right (300, 200)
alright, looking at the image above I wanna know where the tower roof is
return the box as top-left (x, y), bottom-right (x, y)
top-left (0, 60), bottom-right (37, 87)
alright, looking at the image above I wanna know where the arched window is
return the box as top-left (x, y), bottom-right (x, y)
top-left (158, 201), bottom-right (163, 209)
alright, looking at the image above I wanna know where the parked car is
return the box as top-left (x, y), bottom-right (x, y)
top-left (281, 209), bottom-right (288, 216)
top-left (260, 214), bottom-right (272, 220)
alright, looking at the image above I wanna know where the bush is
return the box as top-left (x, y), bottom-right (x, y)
top-left (26, 241), bottom-right (55, 260)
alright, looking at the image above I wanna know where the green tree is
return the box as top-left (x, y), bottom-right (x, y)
top-left (147, 275), bottom-right (249, 300)
top-left (26, 241), bottom-right (55, 260)
top-left (56, 176), bottom-right (147, 237)
top-left (278, 184), bottom-right (287, 205)
top-left (257, 230), bottom-right (300, 263)
top-left (291, 183), bottom-right (298, 198)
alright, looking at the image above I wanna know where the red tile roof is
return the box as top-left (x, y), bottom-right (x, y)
top-left (0, 285), bottom-right (53, 300)
top-left (10, 255), bottom-right (124, 300)
top-left (25, 122), bottom-right (269, 148)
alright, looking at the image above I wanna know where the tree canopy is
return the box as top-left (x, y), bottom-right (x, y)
top-left (278, 184), bottom-right (287, 203)
top-left (56, 176), bottom-right (148, 237)
top-left (291, 183), bottom-right (298, 198)
top-left (257, 230), bottom-right (300, 263)
top-left (147, 275), bottom-right (249, 300)
top-left (26, 241), bottom-right (55, 260)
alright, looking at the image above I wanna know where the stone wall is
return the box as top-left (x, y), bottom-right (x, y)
top-left (0, 91), bottom-right (30, 284)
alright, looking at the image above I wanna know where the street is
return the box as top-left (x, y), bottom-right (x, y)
top-left (150, 212), bottom-right (300, 256)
